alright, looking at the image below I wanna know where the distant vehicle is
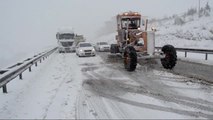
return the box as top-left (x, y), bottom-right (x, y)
top-left (76, 42), bottom-right (96, 57)
top-left (95, 42), bottom-right (110, 52)
top-left (56, 29), bottom-right (75, 53)
top-left (73, 34), bottom-right (86, 50)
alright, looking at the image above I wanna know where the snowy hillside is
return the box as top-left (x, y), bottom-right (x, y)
top-left (154, 8), bottom-right (213, 49)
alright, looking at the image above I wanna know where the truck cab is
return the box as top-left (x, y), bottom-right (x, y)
top-left (56, 30), bottom-right (75, 53)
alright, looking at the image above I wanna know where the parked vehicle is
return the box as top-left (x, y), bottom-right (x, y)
top-left (95, 42), bottom-right (110, 52)
top-left (76, 42), bottom-right (96, 57)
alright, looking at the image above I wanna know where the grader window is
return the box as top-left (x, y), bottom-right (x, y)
top-left (121, 18), bottom-right (140, 29)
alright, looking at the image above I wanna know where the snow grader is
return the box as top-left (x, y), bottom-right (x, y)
top-left (110, 11), bottom-right (177, 71)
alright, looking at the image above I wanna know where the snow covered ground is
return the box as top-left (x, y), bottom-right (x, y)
top-left (0, 52), bottom-right (84, 119)
top-left (0, 52), bottom-right (213, 119)
top-left (177, 52), bottom-right (213, 65)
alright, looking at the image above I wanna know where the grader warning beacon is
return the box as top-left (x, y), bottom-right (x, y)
top-left (110, 11), bottom-right (177, 71)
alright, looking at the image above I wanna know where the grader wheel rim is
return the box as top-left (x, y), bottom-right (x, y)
top-left (124, 53), bottom-right (130, 66)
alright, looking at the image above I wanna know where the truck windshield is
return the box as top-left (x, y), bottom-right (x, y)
top-left (80, 43), bottom-right (92, 47)
top-left (121, 18), bottom-right (140, 29)
top-left (61, 41), bottom-right (73, 47)
top-left (100, 42), bottom-right (108, 45)
top-left (59, 33), bottom-right (74, 39)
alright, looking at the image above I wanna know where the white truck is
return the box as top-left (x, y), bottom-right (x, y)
top-left (56, 29), bottom-right (75, 53)
top-left (74, 34), bottom-right (86, 49)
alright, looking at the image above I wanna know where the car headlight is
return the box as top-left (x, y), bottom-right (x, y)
top-left (79, 49), bottom-right (83, 52)
top-left (92, 48), bottom-right (95, 52)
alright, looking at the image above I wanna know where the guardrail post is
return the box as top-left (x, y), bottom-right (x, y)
top-left (205, 53), bottom-right (208, 60)
top-left (29, 66), bottom-right (32, 72)
top-left (40, 59), bottom-right (42, 63)
top-left (185, 51), bottom-right (187, 57)
top-left (35, 62), bottom-right (37, 67)
top-left (43, 57), bottom-right (45, 60)
top-left (3, 85), bottom-right (7, 93)
top-left (19, 73), bottom-right (23, 80)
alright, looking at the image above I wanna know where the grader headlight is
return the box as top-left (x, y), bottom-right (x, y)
top-left (124, 12), bottom-right (128, 15)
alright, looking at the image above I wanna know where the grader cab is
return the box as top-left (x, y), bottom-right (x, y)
top-left (110, 11), bottom-right (177, 71)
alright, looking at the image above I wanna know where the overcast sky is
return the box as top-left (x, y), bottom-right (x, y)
top-left (0, 0), bottom-right (212, 49)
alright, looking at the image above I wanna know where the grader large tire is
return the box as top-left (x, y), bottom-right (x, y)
top-left (124, 46), bottom-right (137, 71)
top-left (110, 44), bottom-right (119, 53)
top-left (161, 45), bottom-right (177, 69)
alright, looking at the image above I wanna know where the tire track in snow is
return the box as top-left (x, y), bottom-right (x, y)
top-left (126, 70), bottom-right (213, 112)
top-left (77, 62), bottom-right (129, 119)
top-left (42, 73), bottom-right (70, 119)
top-left (42, 54), bottom-right (75, 119)
top-left (99, 55), bottom-right (213, 112)
top-left (80, 58), bottom-right (213, 119)
top-left (42, 54), bottom-right (68, 119)
top-left (77, 83), bottom-right (127, 119)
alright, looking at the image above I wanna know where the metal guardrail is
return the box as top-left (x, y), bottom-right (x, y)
top-left (155, 47), bottom-right (213, 60)
top-left (0, 47), bottom-right (57, 93)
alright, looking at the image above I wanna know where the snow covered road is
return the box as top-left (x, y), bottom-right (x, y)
top-left (0, 52), bottom-right (213, 119)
